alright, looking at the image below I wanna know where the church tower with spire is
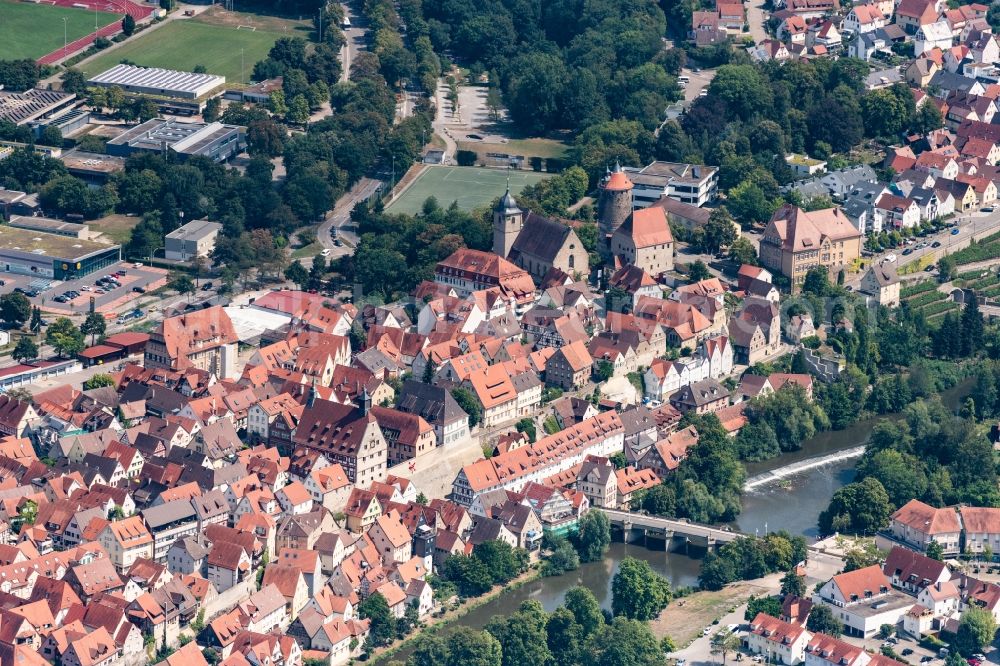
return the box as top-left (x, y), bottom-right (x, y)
top-left (492, 187), bottom-right (524, 259)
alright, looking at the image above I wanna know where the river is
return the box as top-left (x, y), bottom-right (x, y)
top-left (381, 379), bottom-right (973, 663)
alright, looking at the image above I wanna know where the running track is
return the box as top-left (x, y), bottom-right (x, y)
top-left (36, 0), bottom-right (153, 66)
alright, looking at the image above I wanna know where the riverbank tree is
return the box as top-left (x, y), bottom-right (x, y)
top-left (820, 395), bottom-right (1000, 534)
top-left (818, 477), bottom-right (893, 536)
top-left (404, 588), bottom-right (666, 666)
top-left (612, 557), bottom-right (672, 620)
top-left (440, 539), bottom-right (529, 596)
top-left (575, 509), bottom-right (611, 562)
top-left (699, 532), bottom-right (807, 590)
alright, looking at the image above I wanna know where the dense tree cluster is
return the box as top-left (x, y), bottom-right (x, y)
top-left (417, 0), bottom-right (678, 136)
top-left (439, 539), bottom-right (529, 596)
top-left (405, 589), bottom-right (666, 666)
top-left (0, 59), bottom-right (43, 91)
top-left (574, 509), bottom-right (612, 563)
top-left (636, 413), bottom-right (744, 524)
top-left (699, 532), bottom-right (807, 590)
top-left (821, 390), bottom-right (1000, 536)
top-left (859, 397), bottom-right (1000, 509)
top-left (932, 298), bottom-right (985, 359)
top-left (736, 384), bottom-right (830, 461)
top-left (654, 61), bottom-right (944, 226)
top-left (514, 167), bottom-right (589, 218)
top-left (0, 148), bottom-right (68, 193)
top-left (343, 197), bottom-right (491, 299)
top-left (818, 477), bottom-right (893, 536)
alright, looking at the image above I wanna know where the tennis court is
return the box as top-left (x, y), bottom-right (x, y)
top-left (386, 166), bottom-right (551, 216)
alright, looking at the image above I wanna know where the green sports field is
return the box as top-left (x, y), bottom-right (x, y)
top-left (0, 0), bottom-right (120, 60)
top-left (386, 166), bottom-right (552, 215)
top-left (81, 17), bottom-right (291, 82)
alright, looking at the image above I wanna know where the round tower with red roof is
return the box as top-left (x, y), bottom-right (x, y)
top-left (597, 161), bottom-right (634, 249)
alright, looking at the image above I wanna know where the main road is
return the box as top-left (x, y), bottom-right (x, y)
top-left (847, 208), bottom-right (1000, 289)
top-left (315, 177), bottom-right (382, 259)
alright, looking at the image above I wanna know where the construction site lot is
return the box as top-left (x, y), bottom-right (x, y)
top-left (0, 0), bottom-right (120, 60)
top-left (80, 8), bottom-right (310, 82)
top-left (386, 165), bottom-right (551, 216)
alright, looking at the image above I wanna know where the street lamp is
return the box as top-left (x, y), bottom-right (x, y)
top-left (62, 17), bottom-right (68, 60)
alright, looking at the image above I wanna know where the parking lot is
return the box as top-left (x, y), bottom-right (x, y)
top-left (0, 262), bottom-right (169, 317)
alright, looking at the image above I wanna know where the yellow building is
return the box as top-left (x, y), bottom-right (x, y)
top-left (759, 204), bottom-right (862, 289)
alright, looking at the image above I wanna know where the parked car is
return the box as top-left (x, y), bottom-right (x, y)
top-left (902, 649), bottom-right (914, 657)
top-left (132, 286), bottom-right (146, 293)
top-left (902, 248), bottom-right (913, 256)
top-left (932, 241), bottom-right (942, 248)
top-left (952, 228), bottom-right (961, 235)
top-left (321, 248), bottom-right (332, 257)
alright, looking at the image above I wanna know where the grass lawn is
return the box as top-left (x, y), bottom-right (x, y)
top-left (386, 165), bottom-right (551, 216)
top-left (291, 242), bottom-right (320, 259)
top-left (650, 580), bottom-right (771, 647)
top-left (90, 214), bottom-right (137, 245)
top-left (80, 14), bottom-right (303, 82)
top-left (0, 0), bottom-right (120, 60)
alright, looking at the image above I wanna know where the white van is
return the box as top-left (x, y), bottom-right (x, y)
top-left (883, 253), bottom-right (897, 263)
top-left (341, 16), bottom-right (351, 28)
top-left (678, 75), bottom-right (690, 84)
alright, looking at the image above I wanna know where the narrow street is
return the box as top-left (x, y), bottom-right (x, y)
top-left (339, 0), bottom-right (367, 83)
top-left (746, 0), bottom-right (769, 44)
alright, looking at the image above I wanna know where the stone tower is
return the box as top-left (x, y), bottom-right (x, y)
top-left (492, 189), bottom-right (524, 259)
top-left (598, 162), bottom-right (635, 245)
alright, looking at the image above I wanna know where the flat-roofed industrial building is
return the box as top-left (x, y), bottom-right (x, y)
top-left (165, 219), bottom-right (222, 261)
top-left (106, 118), bottom-right (246, 162)
top-left (88, 64), bottom-right (225, 99)
top-left (0, 226), bottom-right (120, 280)
top-left (88, 64), bottom-right (226, 114)
top-left (8, 215), bottom-right (89, 239)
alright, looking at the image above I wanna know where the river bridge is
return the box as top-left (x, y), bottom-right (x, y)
top-left (603, 509), bottom-right (743, 551)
